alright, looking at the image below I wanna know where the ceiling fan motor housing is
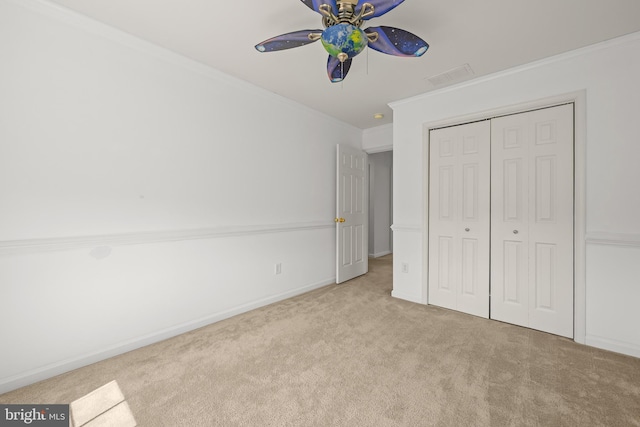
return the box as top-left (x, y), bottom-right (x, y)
top-left (321, 23), bottom-right (367, 62)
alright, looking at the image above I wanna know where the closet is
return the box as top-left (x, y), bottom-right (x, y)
top-left (428, 104), bottom-right (574, 338)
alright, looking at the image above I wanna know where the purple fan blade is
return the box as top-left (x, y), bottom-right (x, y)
top-left (300, 0), bottom-right (337, 14)
top-left (255, 30), bottom-right (323, 52)
top-left (365, 26), bottom-right (429, 57)
top-left (327, 55), bottom-right (353, 83)
top-left (360, 0), bottom-right (405, 19)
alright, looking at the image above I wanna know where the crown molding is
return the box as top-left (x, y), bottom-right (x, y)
top-left (390, 30), bottom-right (640, 109)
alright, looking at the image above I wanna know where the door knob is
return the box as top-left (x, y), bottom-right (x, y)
top-left (465, 228), bottom-right (470, 232)
top-left (339, 218), bottom-right (345, 223)
top-left (513, 230), bottom-right (519, 234)
top-left (335, 218), bottom-right (345, 223)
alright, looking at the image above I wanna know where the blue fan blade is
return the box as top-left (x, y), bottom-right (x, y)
top-left (360, 0), bottom-right (405, 19)
top-left (327, 55), bottom-right (353, 83)
top-left (255, 30), bottom-right (322, 52)
top-left (365, 26), bottom-right (429, 57)
top-left (300, 0), bottom-right (337, 15)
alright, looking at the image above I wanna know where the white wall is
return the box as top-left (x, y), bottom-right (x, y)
top-left (362, 123), bottom-right (393, 153)
top-left (389, 31), bottom-right (640, 358)
top-left (0, 0), bottom-right (361, 393)
top-left (368, 152), bottom-right (393, 258)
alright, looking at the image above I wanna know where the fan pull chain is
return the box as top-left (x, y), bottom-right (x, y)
top-left (366, 47), bottom-right (369, 75)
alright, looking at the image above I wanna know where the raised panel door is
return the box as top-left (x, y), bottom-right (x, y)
top-left (527, 105), bottom-right (574, 337)
top-left (491, 118), bottom-right (530, 326)
top-left (428, 120), bottom-right (490, 318)
top-left (491, 104), bottom-right (574, 338)
top-left (336, 145), bottom-right (368, 284)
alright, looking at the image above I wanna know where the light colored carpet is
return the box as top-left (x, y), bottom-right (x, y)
top-left (70, 380), bottom-right (136, 427)
top-left (2, 255), bottom-right (640, 426)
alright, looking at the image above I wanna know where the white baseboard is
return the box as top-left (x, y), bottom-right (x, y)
top-left (370, 250), bottom-right (392, 258)
top-left (0, 277), bottom-right (335, 394)
top-left (391, 290), bottom-right (423, 305)
top-left (585, 334), bottom-right (640, 359)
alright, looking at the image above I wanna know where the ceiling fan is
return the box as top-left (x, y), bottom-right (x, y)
top-left (255, 0), bottom-right (429, 83)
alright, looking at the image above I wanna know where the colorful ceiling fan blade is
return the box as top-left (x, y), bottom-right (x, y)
top-left (327, 55), bottom-right (353, 83)
top-left (300, 0), bottom-right (337, 14)
top-left (359, 0), bottom-right (405, 19)
top-left (365, 26), bottom-right (429, 57)
top-left (255, 30), bottom-right (323, 52)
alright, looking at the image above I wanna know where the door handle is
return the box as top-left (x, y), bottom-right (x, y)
top-left (513, 230), bottom-right (519, 234)
top-left (334, 218), bottom-right (346, 223)
top-left (465, 228), bottom-right (470, 232)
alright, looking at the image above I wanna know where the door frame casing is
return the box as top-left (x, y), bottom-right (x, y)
top-left (421, 90), bottom-right (587, 344)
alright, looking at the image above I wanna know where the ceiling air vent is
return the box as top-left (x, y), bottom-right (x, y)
top-left (426, 63), bottom-right (474, 87)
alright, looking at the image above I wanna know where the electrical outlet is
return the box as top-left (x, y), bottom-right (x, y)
top-left (275, 263), bottom-right (282, 275)
top-left (402, 262), bottom-right (409, 273)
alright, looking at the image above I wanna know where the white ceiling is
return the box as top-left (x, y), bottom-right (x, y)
top-left (45, 0), bottom-right (640, 129)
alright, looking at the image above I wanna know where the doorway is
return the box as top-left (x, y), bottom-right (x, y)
top-left (368, 151), bottom-right (393, 258)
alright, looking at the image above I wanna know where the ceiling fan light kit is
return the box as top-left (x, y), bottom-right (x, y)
top-left (255, 0), bottom-right (429, 83)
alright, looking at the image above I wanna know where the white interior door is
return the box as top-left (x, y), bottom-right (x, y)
top-left (428, 121), bottom-right (491, 318)
top-left (336, 144), bottom-right (368, 284)
top-left (491, 104), bottom-right (574, 338)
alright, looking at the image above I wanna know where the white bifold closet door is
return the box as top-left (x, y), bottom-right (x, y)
top-left (428, 120), bottom-right (491, 318)
top-left (490, 104), bottom-right (574, 338)
top-left (428, 104), bottom-right (574, 338)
